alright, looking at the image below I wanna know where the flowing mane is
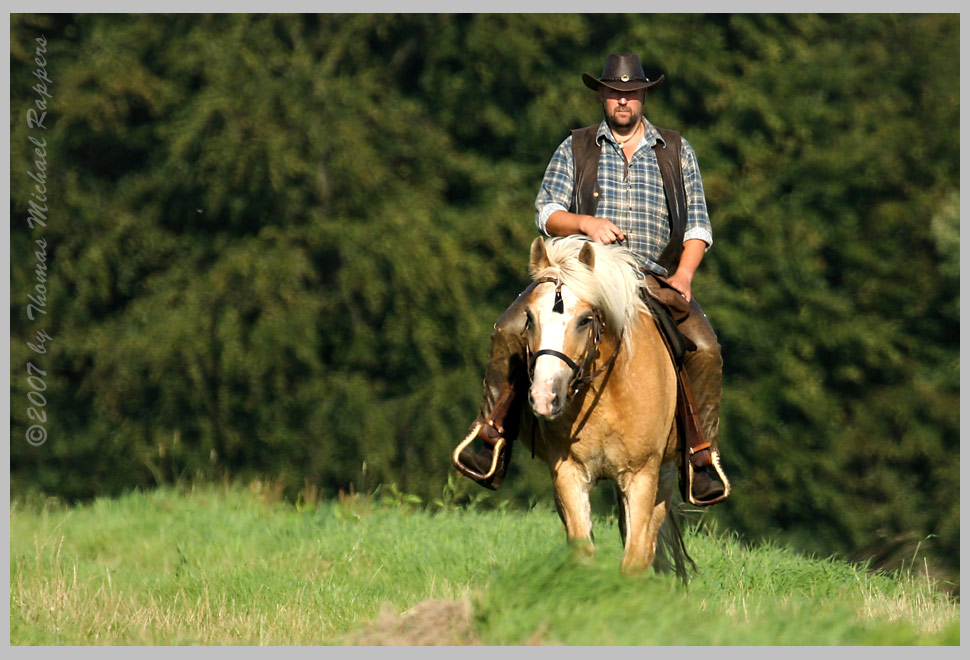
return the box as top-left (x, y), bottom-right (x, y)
top-left (529, 236), bottom-right (649, 340)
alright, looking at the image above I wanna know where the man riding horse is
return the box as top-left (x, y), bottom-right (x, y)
top-left (454, 52), bottom-right (729, 505)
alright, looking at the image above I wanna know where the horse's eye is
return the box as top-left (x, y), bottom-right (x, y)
top-left (524, 311), bottom-right (534, 330)
top-left (578, 315), bottom-right (593, 327)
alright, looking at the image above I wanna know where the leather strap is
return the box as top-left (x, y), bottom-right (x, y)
top-left (675, 365), bottom-right (712, 469)
top-left (645, 302), bottom-right (710, 466)
top-left (530, 348), bottom-right (580, 375)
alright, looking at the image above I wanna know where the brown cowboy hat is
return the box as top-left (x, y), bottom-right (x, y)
top-left (582, 52), bottom-right (664, 92)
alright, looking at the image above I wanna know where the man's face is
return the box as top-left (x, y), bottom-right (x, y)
top-left (599, 86), bottom-right (646, 130)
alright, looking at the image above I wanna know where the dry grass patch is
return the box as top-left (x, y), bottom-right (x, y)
top-left (348, 598), bottom-right (478, 646)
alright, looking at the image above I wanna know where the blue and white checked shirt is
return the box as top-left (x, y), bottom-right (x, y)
top-left (535, 119), bottom-right (713, 277)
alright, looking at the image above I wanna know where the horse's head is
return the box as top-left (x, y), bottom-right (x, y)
top-left (525, 236), bottom-right (604, 420)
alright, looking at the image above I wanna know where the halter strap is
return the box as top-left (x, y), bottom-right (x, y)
top-left (527, 275), bottom-right (620, 401)
top-left (534, 276), bottom-right (564, 314)
top-left (529, 348), bottom-right (580, 375)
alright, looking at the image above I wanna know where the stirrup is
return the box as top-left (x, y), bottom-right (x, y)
top-left (452, 421), bottom-right (507, 487)
top-left (684, 446), bottom-right (731, 506)
top-left (452, 380), bottom-right (520, 490)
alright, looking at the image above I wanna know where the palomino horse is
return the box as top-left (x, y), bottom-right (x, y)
top-left (524, 235), bottom-right (689, 577)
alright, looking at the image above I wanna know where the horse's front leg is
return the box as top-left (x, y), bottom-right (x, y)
top-left (550, 459), bottom-right (594, 557)
top-left (617, 460), bottom-right (662, 574)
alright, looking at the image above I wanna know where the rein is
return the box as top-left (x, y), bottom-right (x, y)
top-left (527, 276), bottom-right (623, 402)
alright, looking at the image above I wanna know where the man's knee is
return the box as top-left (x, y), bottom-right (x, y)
top-left (681, 298), bottom-right (720, 360)
top-left (493, 281), bottom-right (537, 337)
top-left (684, 340), bottom-right (721, 380)
top-left (688, 330), bottom-right (721, 363)
top-left (490, 294), bottom-right (530, 355)
top-left (481, 283), bottom-right (535, 390)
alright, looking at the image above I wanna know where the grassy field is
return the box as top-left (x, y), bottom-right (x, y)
top-left (10, 482), bottom-right (960, 645)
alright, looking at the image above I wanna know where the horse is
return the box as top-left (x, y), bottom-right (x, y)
top-left (522, 235), bottom-right (690, 578)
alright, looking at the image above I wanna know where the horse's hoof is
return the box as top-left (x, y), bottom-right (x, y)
top-left (568, 539), bottom-right (595, 563)
top-left (620, 560), bottom-right (649, 576)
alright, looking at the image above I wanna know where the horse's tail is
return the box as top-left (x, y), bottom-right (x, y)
top-left (653, 502), bottom-right (696, 585)
top-left (651, 462), bottom-right (697, 585)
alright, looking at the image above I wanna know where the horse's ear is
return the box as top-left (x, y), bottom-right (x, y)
top-left (579, 241), bottom-right (596, 270)
top-left (529, 236), bottom-right (550, 276)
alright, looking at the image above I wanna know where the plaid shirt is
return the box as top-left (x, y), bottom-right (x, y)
top-left (535, 119), bottom-right (713, 276)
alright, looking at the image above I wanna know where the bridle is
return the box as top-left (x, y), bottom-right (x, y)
top-left (527, 276), bottom-right (622, 402)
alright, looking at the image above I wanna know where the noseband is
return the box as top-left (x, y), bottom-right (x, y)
top-left (527, 277), bottom-right (620, 401)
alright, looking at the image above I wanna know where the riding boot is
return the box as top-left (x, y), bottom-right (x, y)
top-left (678, 297), bottom-right (727, 502)
top-left (452, 282), bottom-right (535, 489)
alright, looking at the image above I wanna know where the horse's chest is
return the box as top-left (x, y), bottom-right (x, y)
top-left (567, 432), bottom-right (647, 479)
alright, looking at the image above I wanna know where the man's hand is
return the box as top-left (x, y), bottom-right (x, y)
top-left (579, 215), bottom-right (626, 244)
top-left (663, 239), bottom-right (708, 302)
top-left (664, 269), bottom-right (694, 302)
top-left (545, 210), bottom-right (625, 244)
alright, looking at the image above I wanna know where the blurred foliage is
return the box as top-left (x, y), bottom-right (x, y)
top-left (9, 14), bottom-right (959, 586)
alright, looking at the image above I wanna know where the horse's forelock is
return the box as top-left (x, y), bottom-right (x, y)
top-left (533, 237), bottom-right (648, 339)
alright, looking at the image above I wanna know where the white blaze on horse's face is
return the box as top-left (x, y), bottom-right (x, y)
top-left (526, 282), bottom-right (594, 420)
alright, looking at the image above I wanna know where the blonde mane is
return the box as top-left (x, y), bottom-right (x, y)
top-left (530, 236), bottom-right (649, 341)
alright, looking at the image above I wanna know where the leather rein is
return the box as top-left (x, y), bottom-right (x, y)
top-left (527, 276), bottom-right (623, 401)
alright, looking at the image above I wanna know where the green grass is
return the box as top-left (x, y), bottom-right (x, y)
top-left (10, 483), bottom-right (959, 645)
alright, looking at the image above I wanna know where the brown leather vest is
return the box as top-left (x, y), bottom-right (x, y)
top-left (568, 124), bottom-right (687, 274)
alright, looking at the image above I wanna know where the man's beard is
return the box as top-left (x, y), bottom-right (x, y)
top-left (605, 105), bottom-right (642, 131)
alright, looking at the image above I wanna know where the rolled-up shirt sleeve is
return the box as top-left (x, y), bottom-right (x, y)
top-left (681, 137), bottom-right (714, 248)
top-left (535, 137), bottom-right (575, 236)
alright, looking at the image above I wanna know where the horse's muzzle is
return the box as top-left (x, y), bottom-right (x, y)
top-left (528, 380), bottom-right (565, 419)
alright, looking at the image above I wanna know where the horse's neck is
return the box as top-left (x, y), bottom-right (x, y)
top-left (604, 313), bottom-right (674, 393)
top-left (558, 312), bottom-right (677, 450)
